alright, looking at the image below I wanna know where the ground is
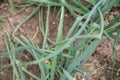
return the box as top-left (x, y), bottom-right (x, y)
top-left (0, 1), bottom-right (120, 80)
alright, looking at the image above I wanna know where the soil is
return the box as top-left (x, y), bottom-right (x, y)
top-left (0, 1), bottom-right (120, 80)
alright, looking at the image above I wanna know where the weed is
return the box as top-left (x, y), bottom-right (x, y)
top-left (1, 0), bottom-right (120, 80)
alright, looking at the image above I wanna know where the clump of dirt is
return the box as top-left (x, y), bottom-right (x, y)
top-left (81, 37), bottom-right (120, 80)
top-left (0, 3), bottom-right (43, 49)
top-left (104, 7), bottom-right (120, 26)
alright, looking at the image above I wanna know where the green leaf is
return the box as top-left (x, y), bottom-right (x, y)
top-left (115, 77), bottom-right (120, 80)
top-left (63, 69), bottom-right (76, 80)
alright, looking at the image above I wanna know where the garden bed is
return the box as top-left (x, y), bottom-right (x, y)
top-left (0, 0), bottom-right (120, 80)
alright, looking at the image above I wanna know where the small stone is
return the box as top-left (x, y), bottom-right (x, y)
top-left (109, 15), bottom-right (114, 21)
top-left (52, 22), bottom-right (55, 24)
top-left (104, 20), bottom-right (109, 26)
top-left (113, 11), bottom-right (119, 16)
